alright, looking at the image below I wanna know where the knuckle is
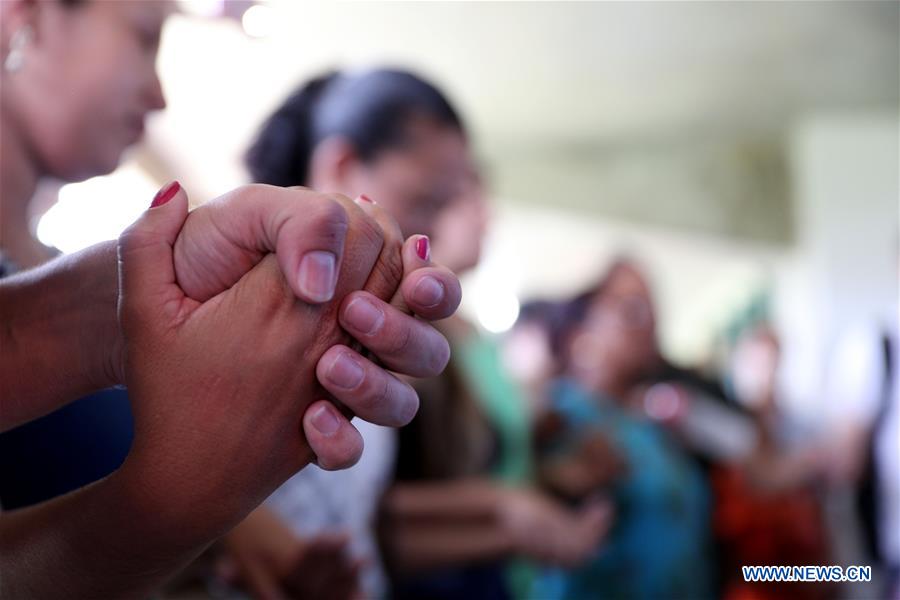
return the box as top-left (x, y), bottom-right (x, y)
top-left (374, 240), bottom-right (405, 293)
top-left (309, 196), bottom-right (350, 239)
top-left (232, 182), bottom-right (269, 206)
top-left (117, 228), bottom-right (137, 256)
top-left (357, 366), bottom-right (393, 417)
top-left (250, 256), bottom-right (293, 314)
top-left (386, 317), bottom-right (414, 356)
top-left (117, 221), bottom-right (152, 255)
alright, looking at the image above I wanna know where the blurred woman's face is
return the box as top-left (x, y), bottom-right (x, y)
top-left (3, 0), bottom-right (168, 181)
top-left (355, 117), bottom-right (487, 273)
top-left (567, 264), bottom-right (659, 394)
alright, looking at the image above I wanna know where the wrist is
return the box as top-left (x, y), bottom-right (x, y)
top-left (112, 438), bottom-right (256, 558)
top-left (114, 437), bottom-right (306, 552)
top-left (489, 485), bottom-right (519, 555)
top-left (81, 240), bottom-right (126, 389)
top-left (107, 457), bottom-right (212, 556)
top-left (103, 326), bottom-right (126, 388)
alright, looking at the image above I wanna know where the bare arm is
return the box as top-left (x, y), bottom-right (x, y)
top-left (0, 465), bottom-right (210, 599)
top-left (0, 241), bottom-right (122, 430)
top-left (379, 479), bottom-right (514, 574)
top-left (380, 479), bottom-right (613, 575)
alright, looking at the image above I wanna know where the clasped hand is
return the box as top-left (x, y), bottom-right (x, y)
top-left (116, 184), bottom-right (460, 539)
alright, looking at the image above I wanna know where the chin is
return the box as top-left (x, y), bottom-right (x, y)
top-left (63, 152), bottom-right (124, 183)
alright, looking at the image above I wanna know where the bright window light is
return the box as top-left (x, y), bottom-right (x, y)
top-left (241, 4), bottom-right (275, 38)
top-left (178, 0), bottom-right (225, 18)
top-left (37, 165), bottom-right (158, 254)
top-left (475, 286), bottom-right (521, 334)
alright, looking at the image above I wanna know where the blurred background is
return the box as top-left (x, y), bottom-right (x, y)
top-left (37, 0), bottom-right (898, 426)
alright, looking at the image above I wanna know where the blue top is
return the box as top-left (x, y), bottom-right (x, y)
top-left (0, 257), bottom-right (134, 509)
top-left (533, 378), bottom-right (714, 600)
top-left (0, 388), bottom-right (133, 509)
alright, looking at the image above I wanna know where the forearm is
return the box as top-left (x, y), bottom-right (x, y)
top-left (0, 467), bottom-right (207, 599)
top-left (380, 479), bottom-right (506, 521)
top-left (382, 520), bottom-right (513, 575)
top-left (0, 241), bottom-right (122, 430)
top-left (379, 479), bottom-right (514, 573)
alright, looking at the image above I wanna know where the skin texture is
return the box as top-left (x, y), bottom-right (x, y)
top-left (164, 184), bottom-right (458, 467)
top-left (117, 190), bottom-right (398, 532)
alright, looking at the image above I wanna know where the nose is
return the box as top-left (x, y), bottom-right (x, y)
top-left (146, 69), bottom-right (167, 112)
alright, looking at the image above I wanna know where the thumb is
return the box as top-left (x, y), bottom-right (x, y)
top-left (118, 181), bottom-right (190, 318)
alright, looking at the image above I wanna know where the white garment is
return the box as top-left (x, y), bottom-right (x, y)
top-left (824, 320), bottom-right (899, 566)
top-left (875, 326), bottom-right (899, 566)
top-left (822, 322), bottom-right (886, 426)
top-left (266, 420), bottom-right (397, 598)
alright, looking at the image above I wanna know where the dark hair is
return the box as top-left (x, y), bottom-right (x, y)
top-left (246, 69), bottom-right (464, 187)
top-left (520, 260), bottom-right (638, 360)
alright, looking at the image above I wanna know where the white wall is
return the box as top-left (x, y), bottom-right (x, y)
top-left (775, 112), bottom-right (899, 421)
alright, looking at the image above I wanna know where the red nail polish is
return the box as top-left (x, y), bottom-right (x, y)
top-left (151, 181), bottom-right (180, 208)
top-left (358, 194), bottom-right (375, 204)
top-left (416, 236), bottom-right (430, 261)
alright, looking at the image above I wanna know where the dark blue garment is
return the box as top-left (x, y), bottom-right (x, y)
top-left (392, 564), bottom-right (511, 600)
top-left (0, 388), bottom-right (133, 509)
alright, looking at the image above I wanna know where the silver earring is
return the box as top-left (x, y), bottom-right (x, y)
top-left (4, 26), bottom-right (33, 73)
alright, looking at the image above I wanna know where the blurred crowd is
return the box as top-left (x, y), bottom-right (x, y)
top-left (0, 2), bottom-right (896, 600)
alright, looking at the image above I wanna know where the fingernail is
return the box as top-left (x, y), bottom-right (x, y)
top-left (412, 276), bottom-right (444, 308)
top-left (150, 180), bottom-right (180, 208)
top-left (311, 404), bottom-right (340, 436)
top-left (297, 251), bottom-right (337, 302)
top-left (326, 352), bottom-right (365, 390)
top-left (357, 194), bottom-right (375, 204)
top-left (415, 235), bottom-right (430, 261)
top-left (343, 297), bottom-right (384, 335)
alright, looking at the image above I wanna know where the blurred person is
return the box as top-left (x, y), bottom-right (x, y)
top-left (800, 237), bottom-right (899, 599)
top-left (554, 259), bottom-right (754, 466)
top-left (0, 2), bottom-right (462, 596)
top-left (543, 264), bottom-right (831, 600)
top-left (223, 68), bottom-right (611, 600)
top-left (723, 256), bottom-right (898, 599)
top-left (535, 258), bottom-right (716, 599)
top-left (713, 324), bottom-right (831, 600)
top-left (817, 315), bottom-right (898, 598)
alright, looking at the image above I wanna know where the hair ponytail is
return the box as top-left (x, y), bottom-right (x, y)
top-left (244, 72), bottom-right (339, 187)
top-left (246, 69), bottom-right (464, 187)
